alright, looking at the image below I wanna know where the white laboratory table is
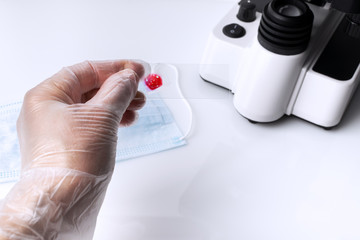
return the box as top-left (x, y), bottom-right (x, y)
top-left (1, 0), bottom-right (360, 239)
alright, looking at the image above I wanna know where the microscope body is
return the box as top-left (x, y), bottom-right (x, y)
top-left (200, 0), bottom-right (360, 128)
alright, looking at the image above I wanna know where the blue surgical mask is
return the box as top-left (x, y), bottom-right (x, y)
top-left (116, 86), bottom-right (187, 160)
top-left (0, 91), bottom-right (187, 184)
top-left (0, 102), bottom-right (23, 183)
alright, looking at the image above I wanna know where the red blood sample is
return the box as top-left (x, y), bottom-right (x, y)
top-left (144, 73), bottom-right (163, 90)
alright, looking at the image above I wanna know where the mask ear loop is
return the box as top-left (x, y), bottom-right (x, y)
top-left (152, 63), bottom-right (193, 141)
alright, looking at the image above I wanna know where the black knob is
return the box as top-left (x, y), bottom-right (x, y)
top-left (345, 14), bottom-right (360, 39)
top-left (223, 23), bottom-right (246, 38)
top-left (237, 0), bottom-right (256, 22)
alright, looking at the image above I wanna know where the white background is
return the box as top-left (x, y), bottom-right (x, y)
top-left (1, 0), bottom-right (360, 239)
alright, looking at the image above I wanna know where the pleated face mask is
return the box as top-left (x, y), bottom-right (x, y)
top-left (0, 64), bottom-right (191, 183)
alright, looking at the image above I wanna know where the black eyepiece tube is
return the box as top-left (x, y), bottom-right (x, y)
top-left (328, 0), bottom-right (360, 14)
top-left (258, 0), bottom-right (314, 55)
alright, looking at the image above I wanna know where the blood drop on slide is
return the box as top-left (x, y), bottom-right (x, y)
top-left (144, 73), bottom-right (163, 90)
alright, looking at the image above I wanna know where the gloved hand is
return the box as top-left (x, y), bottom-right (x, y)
top-left (0, 60), bottom-right (149, 239)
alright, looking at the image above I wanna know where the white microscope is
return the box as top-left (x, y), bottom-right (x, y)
top-left (200, 0), bottom-right (360, 129)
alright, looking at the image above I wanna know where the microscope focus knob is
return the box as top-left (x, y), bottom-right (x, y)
top-left (345, 14), bottom-right (360, 39)
top-left (237, 0), bottom-right (256, 22)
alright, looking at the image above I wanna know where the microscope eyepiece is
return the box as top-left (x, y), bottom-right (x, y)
top-left (276, 1), bottom-right (304, 17)
top-left (258, 0), bottom-right (314, 55)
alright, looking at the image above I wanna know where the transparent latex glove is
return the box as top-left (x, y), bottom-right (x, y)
top-left (0, 60), bottom-right (148, 240)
